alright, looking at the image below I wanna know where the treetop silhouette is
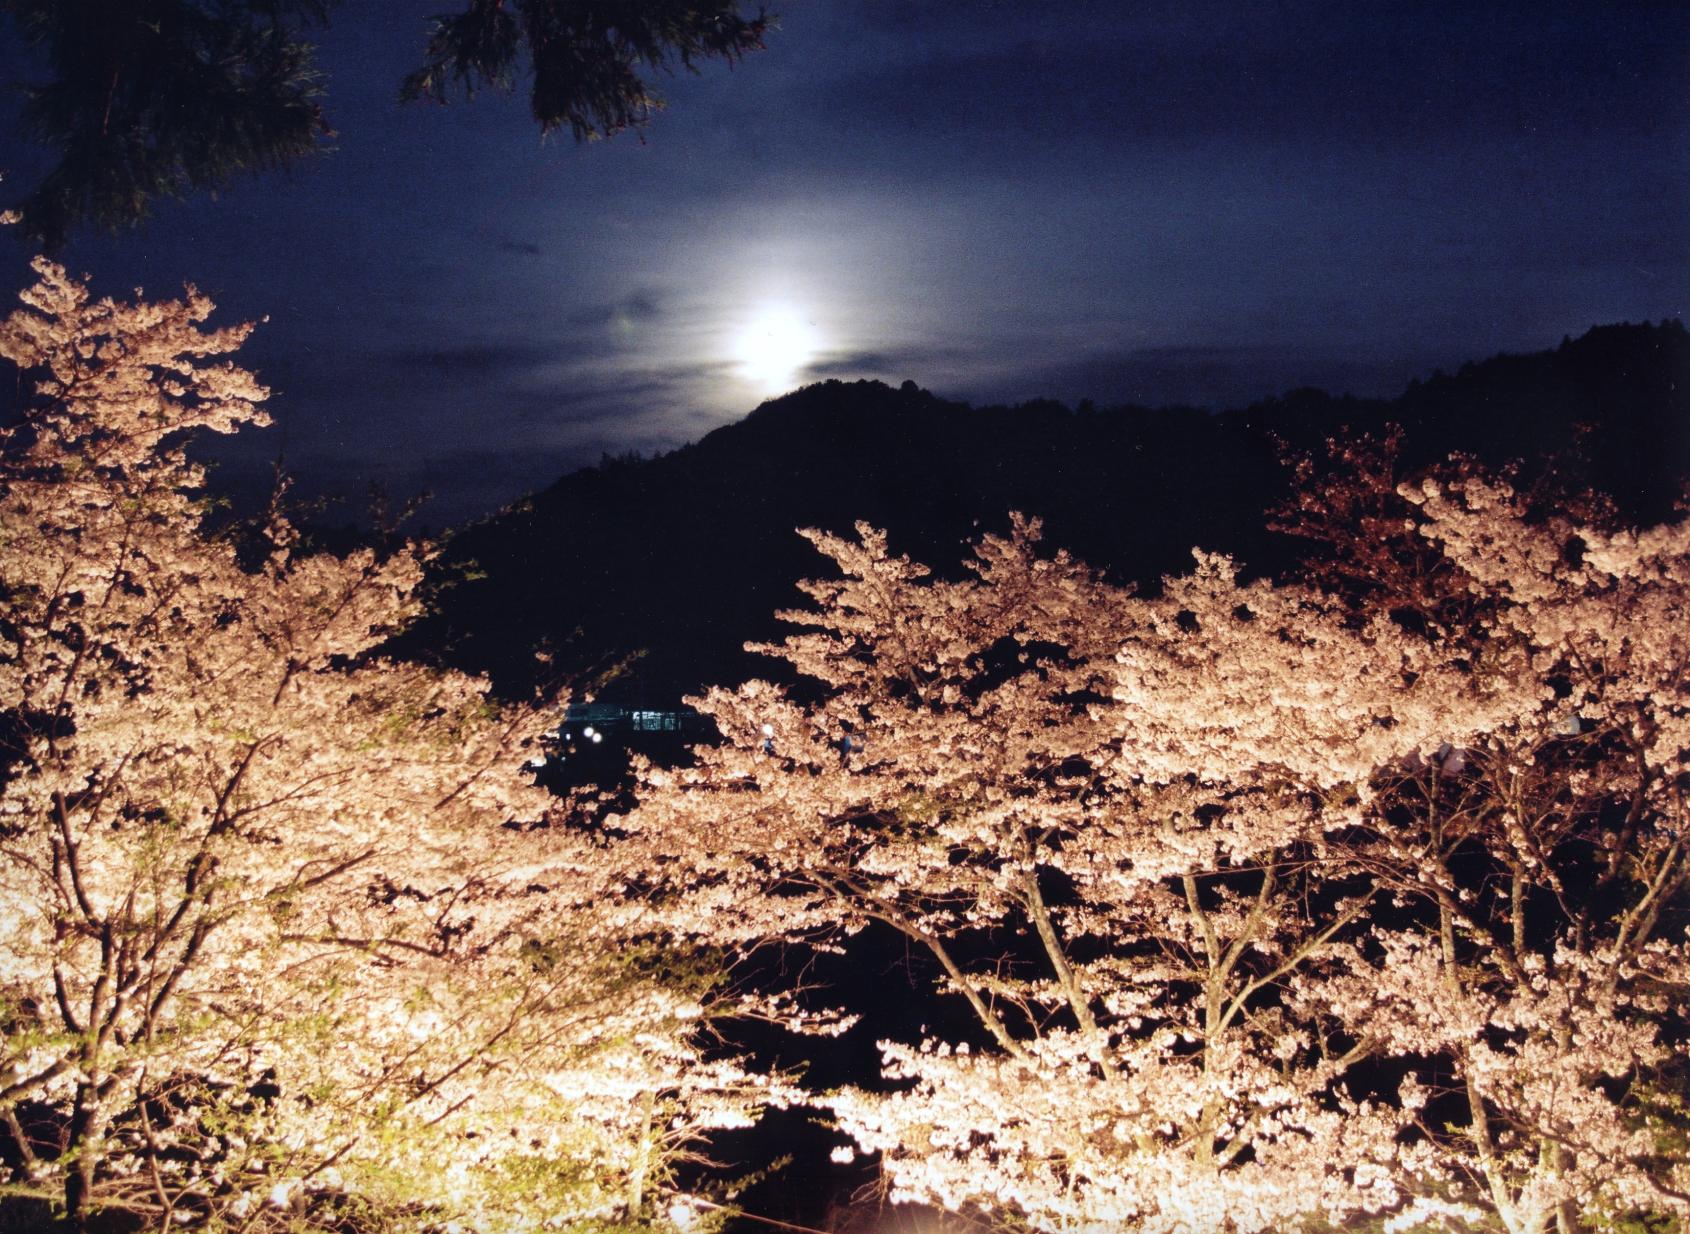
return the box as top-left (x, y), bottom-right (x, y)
top-left (2, 0), bottom-right (770, 247)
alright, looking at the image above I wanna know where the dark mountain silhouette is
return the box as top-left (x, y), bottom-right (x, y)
top-left (404, 321), bottom-right (1690, 706)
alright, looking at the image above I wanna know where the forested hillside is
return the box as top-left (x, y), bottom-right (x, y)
top-left (413, 321), bottom-right (1690, 702)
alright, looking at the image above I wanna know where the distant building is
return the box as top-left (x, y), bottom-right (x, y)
top-left (540, 704), bottom-right (716, 788)
top-left (554, 703), bottom-right (711, 740)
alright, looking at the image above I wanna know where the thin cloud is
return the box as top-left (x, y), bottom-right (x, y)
top-left (505, 359), bottom-right (739, 426)
top-left (802, 344), bottom-right (967, 382)
top-left (565, 289), bottom-right (666, 329)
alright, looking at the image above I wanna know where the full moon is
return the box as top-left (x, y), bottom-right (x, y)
top-left (734, 305), bottom-right (820, 394)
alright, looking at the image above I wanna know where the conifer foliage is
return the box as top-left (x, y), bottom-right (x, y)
top-left (402, 0), bottom-right (768, 142)
top-left (3, 0), bottom-right (770, 246)
top-left (2, 0), bottom-right (332, 250)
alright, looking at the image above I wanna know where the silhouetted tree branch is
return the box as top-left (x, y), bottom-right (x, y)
top-left (2, 0), bottom-right (769, 248)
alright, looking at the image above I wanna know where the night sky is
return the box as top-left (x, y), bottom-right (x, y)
top-left (4, 0), bottom-right (1687, 525)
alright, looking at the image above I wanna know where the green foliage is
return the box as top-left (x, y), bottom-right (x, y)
top-left (1595, 1213), bottom-right (1680, 1234)
top-left (1595, 1057), bottom-right (1690, 1234)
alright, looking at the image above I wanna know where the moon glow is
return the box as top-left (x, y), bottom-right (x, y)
top-left (735, 305), bottom-right (820, 394)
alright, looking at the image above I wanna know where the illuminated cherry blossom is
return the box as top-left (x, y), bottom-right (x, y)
top-left (0, 260), bottom-right (780, 1233)
top-left (627, 470), bottom-right (1688, 1233)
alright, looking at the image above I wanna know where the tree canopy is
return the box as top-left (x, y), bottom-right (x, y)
top-left (1, 252), bottom-right (1684, 1233)
top-left (0, 260), bottom-right (783, 1232)
top-left (1, 0), bottom-right (769, 248)
top-left (620, 460), bottom-right (1690, 1233)
top-left (402, 0), bottom-right (768, 142)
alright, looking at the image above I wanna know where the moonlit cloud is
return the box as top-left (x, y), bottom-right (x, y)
top-left (7, 0), bottom-right (1683, 524)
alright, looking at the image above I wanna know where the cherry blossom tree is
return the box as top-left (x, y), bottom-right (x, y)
top-left (624, 462), bottom-right (1688, 1232)
top-left (1295, 459), bottom-right (1690, 1234)
top-left (617, 516), bottom-right (1517, 1232)
top-left (0, 258), bottom-right (779, 1232)
top-left (15, 244), bottom-right (1677, 1234)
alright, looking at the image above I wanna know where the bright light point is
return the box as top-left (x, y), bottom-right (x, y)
top-left (591, 732), bottom-right (603, 744)
top-left (735, 305), bottom-right (820, 394)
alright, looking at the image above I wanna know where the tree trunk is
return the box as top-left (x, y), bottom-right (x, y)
top-left (627, 1087), bottom-right (657, 1220)
top-left (65, 1083), bottom-right (107, 1233)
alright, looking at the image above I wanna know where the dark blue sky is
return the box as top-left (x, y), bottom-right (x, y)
top-left (5, 0), bottom-right (1687, 524)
